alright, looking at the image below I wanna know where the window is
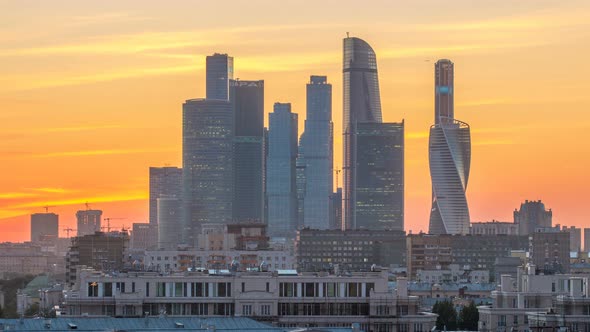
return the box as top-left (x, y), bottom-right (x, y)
top-left (103, 282), bottom-right (112, 297)
top-left (146, 282), bottom-right (150, 297)
top-left (365, 283), bottom-right (374, 297)
top-left (266, 282), bottom-right (270, 292)
top-left (217, 282), bottom-right (231, 297)
top-left (156, 282), bottom-right (166, 297)
top-left (88, 282), bottom-right (99, 297)
top-left (280, 283), bottom-right (297, 297)
top-left (242, 305), bottom-right (252, 316)
top-left (499, 315), bottom-right (506, 327)
top-left (260, 304), bottom-right (271, 316)
top-left (175, 282), bottom-right (184, 297)
top-left (116, 282), bottom-right (125, 293)
top-left (132, 282), bottom-right (136, 293)
top-left (513, 314), bottom-right (518, 325)
top-left (241, 282), bottom-right (245, 292)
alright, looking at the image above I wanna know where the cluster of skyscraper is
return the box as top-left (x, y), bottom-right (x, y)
top-left (148, 37), bottom-right (473, 247)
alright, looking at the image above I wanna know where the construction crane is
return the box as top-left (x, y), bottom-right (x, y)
top-left (101, 217), bottom-right (126, 233)
top-left (63, 228), bottom-right (76, 238)
top-left (42, 205), bottom-right (56, 213)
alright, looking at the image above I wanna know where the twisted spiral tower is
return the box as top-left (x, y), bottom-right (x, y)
top-left (428, 60), bottom-right (471, 235)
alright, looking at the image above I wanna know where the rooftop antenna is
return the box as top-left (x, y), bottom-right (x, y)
top-left (42, 205), bottom-right (56, 213)
top-left (85, 202), bottom-right (91, 210)
top-left (346, 32), bottom-right (350, 38)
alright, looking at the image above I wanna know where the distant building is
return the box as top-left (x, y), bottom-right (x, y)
top-left (478, 265), bottom-right (586, 331)
top-left (342, 37), bottom-right (388, 230)
top-left (206, 53), bottom-right (233, 100)
top-left (149, 166), bottom-right (182, 225)
top-left (230, 79), bottom-right (265, 223)
top-left (76, 209), bottom-right (102, 236)
top-left (267, 103), bottom-right (298, 238)
top-left (585, 228), bottom-right (590, 252)
top-left (470, 220), bottom-right (518, 235)
top-left (354, 122), bottom-right (404, 231)
top-left (142, 248), bottom-right (294, 273)
top-left (30, 212), bottom-right (58, 242)
top-left (299, 75), bottom-right (333, 230)
top-left (296, 228), bottom-right (406, 271)
top-left (493, 256), bottom-right (523, 281)
top-left (407, 234), bottom-right (528, 280)
top-left (295, 158), bottom-right (306, 228)
top-left (514, 199), bottom-right (552, 236)
top-left (182, 98), bottom-right (234, 246)
top-left (66, 231), bottom-right (129, 285)
top-left (415, 264), bottom-right (490, 284)
top-left (130, 223), bottom-right (157, 250)
top-left (157, 195), bottom-right (183, 249)
top-left (529, 228), bottom-right (570, 273)
top-left (428, 59), bottom-right (471, 235)
top-left (0, 242), bottom-right (52, 278)
top-left (196, 223), bottom-right (269, 251)
top-left (562, 225), bottom-right (582, 252)
top-left (329, 188), bottom-right (343, 229)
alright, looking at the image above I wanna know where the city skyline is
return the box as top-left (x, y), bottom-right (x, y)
top-left (2, 1), bottom-right (590, 241)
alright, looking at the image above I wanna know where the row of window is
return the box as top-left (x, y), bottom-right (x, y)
top-left (156, 282), bottom-right (232, 298)
top-left (279, 282), bottom-right (375, 298)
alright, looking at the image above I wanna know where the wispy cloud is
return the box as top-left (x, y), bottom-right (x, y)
top-left (45, 124), bottom-right (124, 133)
top-left (5, 192), bottom-right (148, 210)
top-left (32, 147), bottom-right (175, 158)
top-left (0, 192), bottom-right (39, 199)
top-left (30, 187), bottom-right (71, 194)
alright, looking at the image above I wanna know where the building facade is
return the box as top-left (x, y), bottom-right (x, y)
top-left (342, 37), bottom-right (383, 230)
top-left (299, 75), bottom-right (333, 230)
top-left (76, 209), bottom-right (102, 236)
top-left (30, 212), bottom-right (59, 242)
top-left (267, 103), bottom-right (298, 238)
top-left (428, 59), bottom-right (471, 235)
top-left (230, 79), bottom-right (265, 224)
top-left (182, 99), bottom-right (234, 246)
top-left (514, 199), bottom-right (553, 236)
top-left (470, 220), bottom-right (518, 236)
top-left (206, 53), bottom-right (233, 100)
top-left (296, 228), bottom-right (406, 271)
top-left (355, 122), bottom-right (404, 231)
top-left (66, 232), bottom-right (129, 286)
top-left (407, 234), bottom-right (529, 280)
top-left (149, 166), bottom-right (182, 225)
top-left (157, 195), bottom-right (183, 249)
top-left (130, 223), bottom-right (158, 250)
top-left (529, 228), bottom-right (570, 273)
top-left (65, 268), bottom-right (436, 331)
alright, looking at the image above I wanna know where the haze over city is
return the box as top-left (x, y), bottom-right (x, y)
top-left (2, 0), bottom-right (590, 241)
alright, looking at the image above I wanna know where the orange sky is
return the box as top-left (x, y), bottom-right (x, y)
top-left (1, 0), bottom-right (590, 242)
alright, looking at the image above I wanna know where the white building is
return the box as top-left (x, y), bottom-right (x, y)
top-left (416, 264), bottom-right (489, 284)
top-left (478, 263), bottom-right (589, 331)
top-left (65, 268), bottom-right (436, 331)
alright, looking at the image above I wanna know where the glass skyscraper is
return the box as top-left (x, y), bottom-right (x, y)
top-left (206, 53), bottom-right (233, 100)
top-left (267, 103), bottom-right (298, 237)
top-left (355, 122), bottom-right (404, 231)
top-left (230, 79), bottom-right (264, 223)
top-left (182, 99), bottom-right (234, 245)
top-left (299, 75), bottom-right (333, 230)
top-left (428, 59), bottom-right (471, 235)
top-left (342, 36), bottom-right (387, 230)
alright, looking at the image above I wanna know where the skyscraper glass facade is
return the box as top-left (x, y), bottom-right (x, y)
top-left (342, 37), bottom-right (384, 229)
top-left (230, 80), bottom-right (264, 223)
top-left (355, 122), bottom-right (404, 231)
top-left (299, 75), bottom-right (333, 230)
top-left (149, 166), bottom-right (182, 225)
top-left (182, 99), bottom-right (233, 245)
top-left (206, 53), bottom-right (234, 100)
top-left (267, 103), bottom-right (298, 237)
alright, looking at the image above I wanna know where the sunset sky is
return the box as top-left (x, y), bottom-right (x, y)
top-left (1, 0), bottom-right (590, 241)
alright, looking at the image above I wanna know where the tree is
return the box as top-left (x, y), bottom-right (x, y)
top-left (24, 303), bottom-right (39, 317)
top-left (432, 300), bottom-right (458, 331)
top-left (459, 301), bottom-right (479, 331)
